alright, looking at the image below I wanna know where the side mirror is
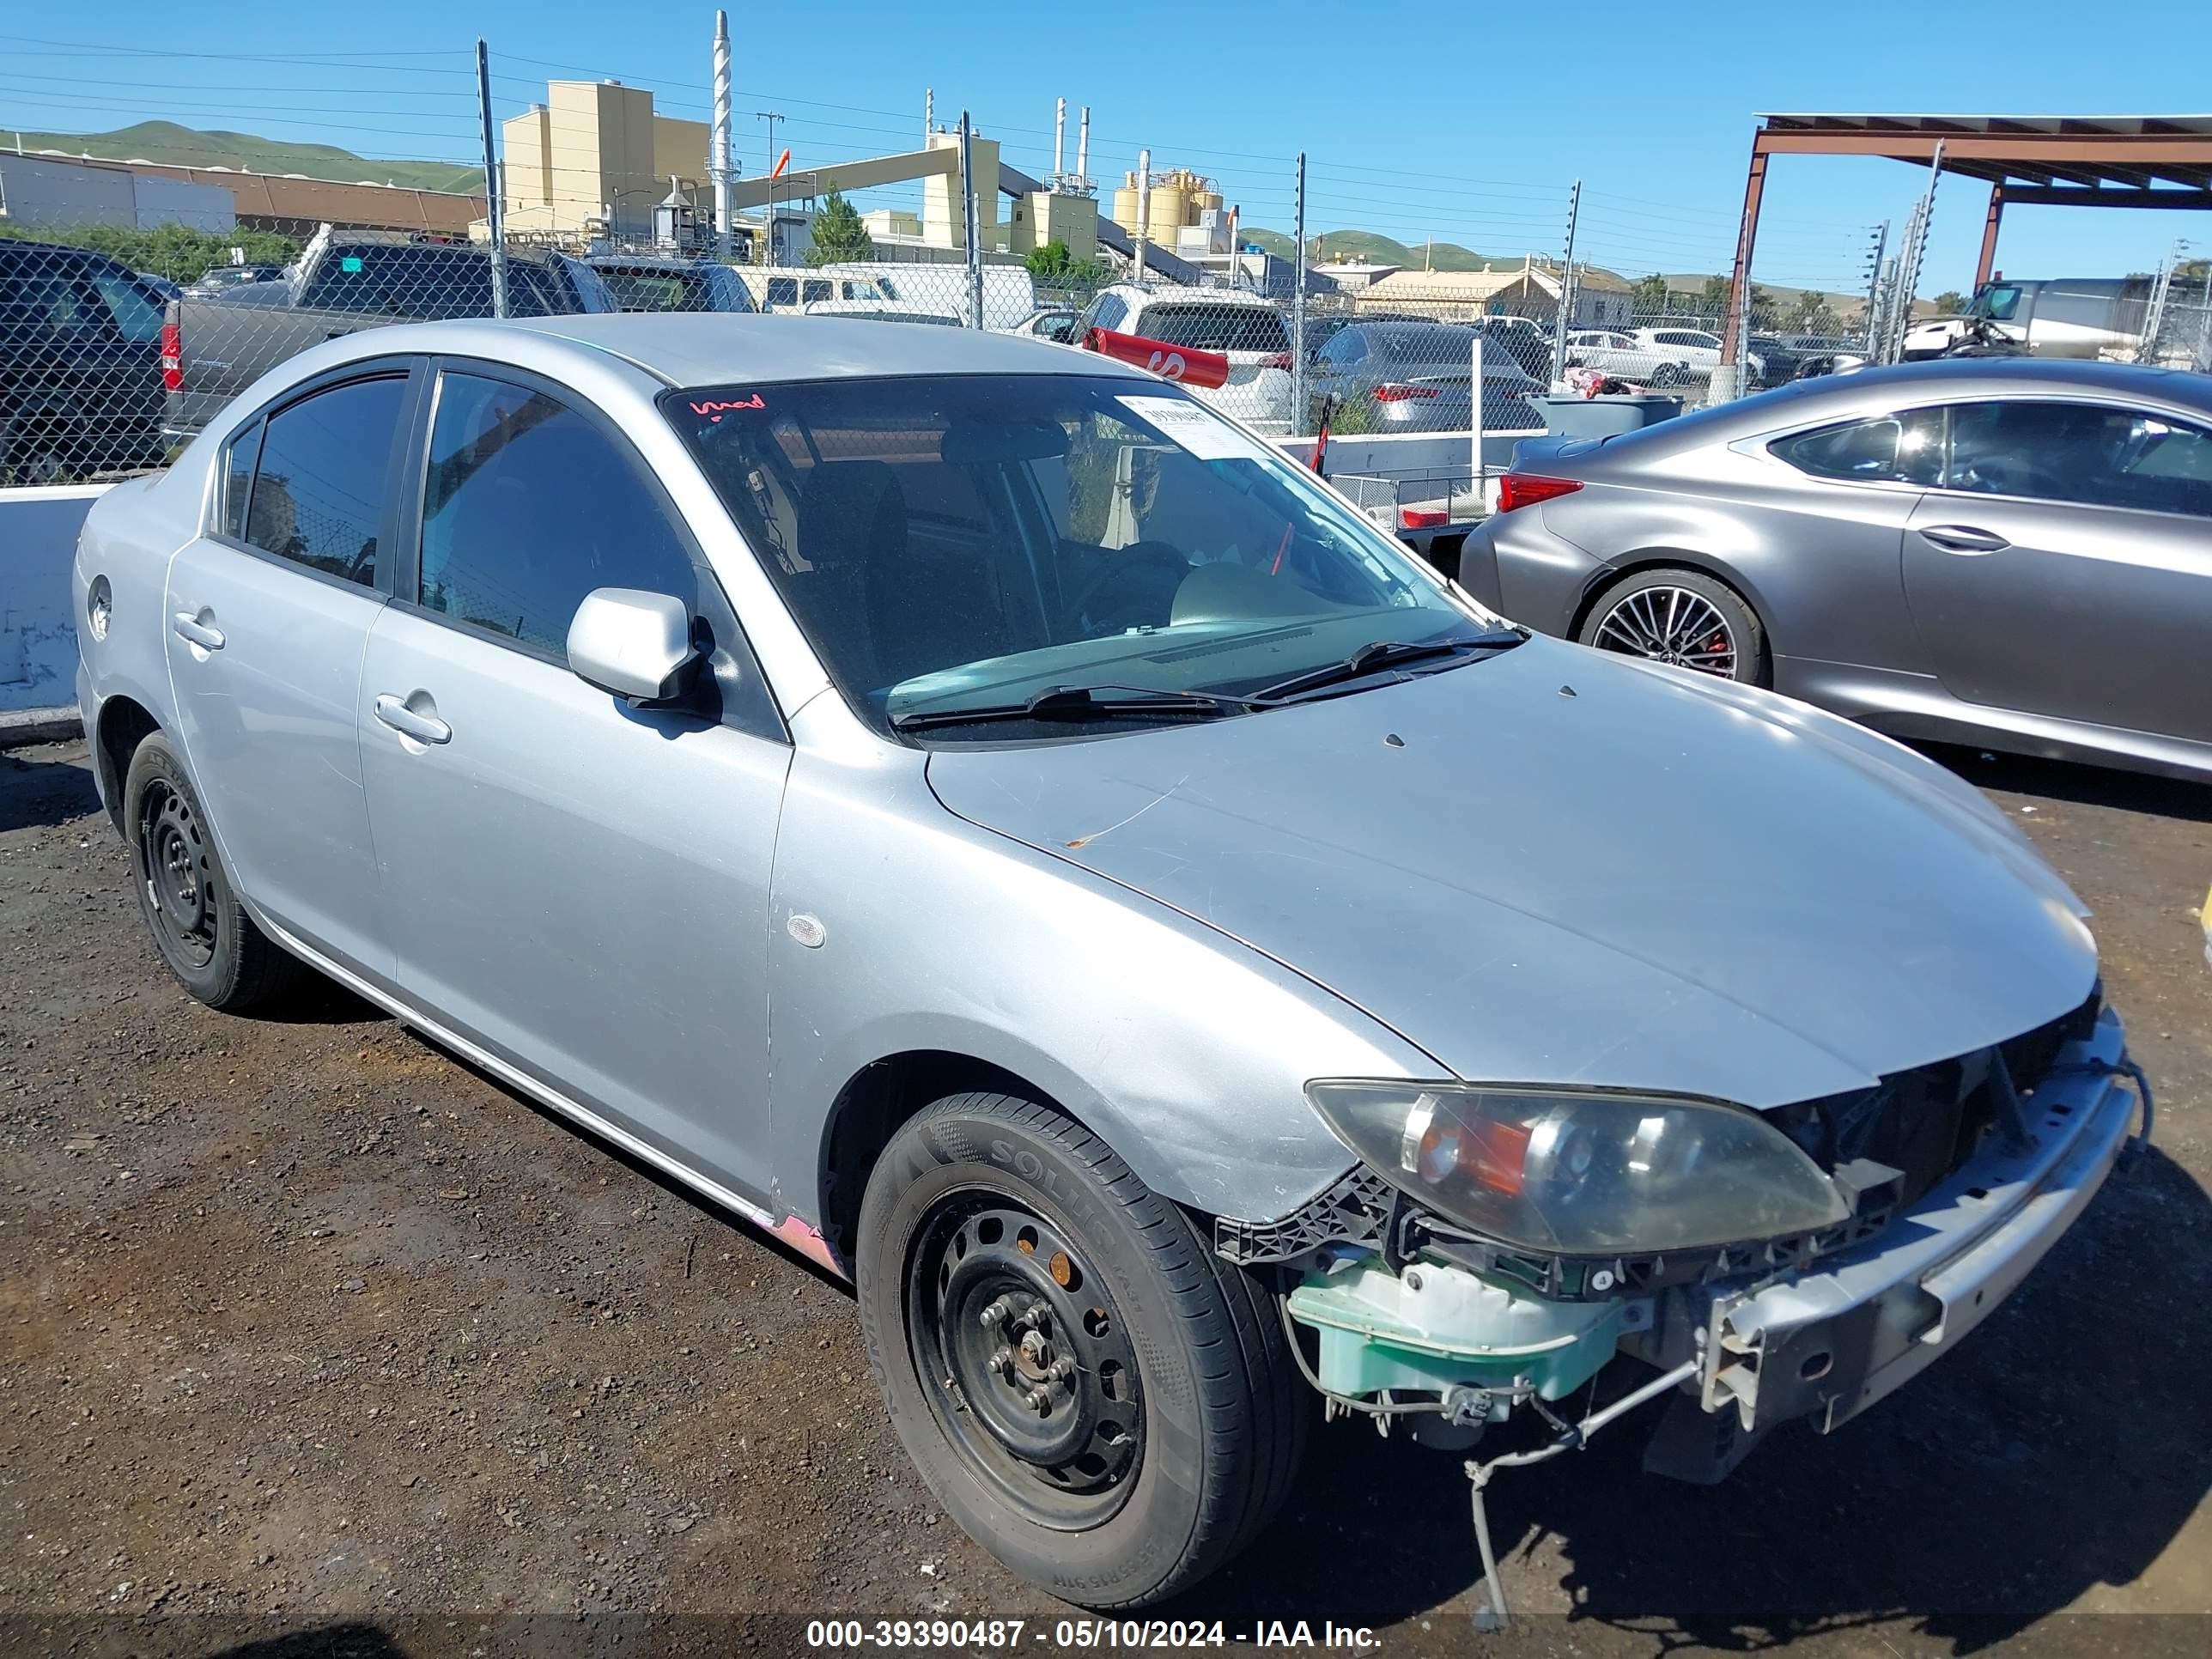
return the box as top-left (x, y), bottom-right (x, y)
top-left (567, 587), bottom-right (701, 704)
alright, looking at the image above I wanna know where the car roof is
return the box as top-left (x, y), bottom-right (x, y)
top-left (339, 313), bottom-right (1153, 388)
top-left (1778, 356), bottom-right (2212, 409)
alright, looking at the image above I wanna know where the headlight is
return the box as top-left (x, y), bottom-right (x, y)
top-left (1304, 1080), bottom-right (1851, 1255)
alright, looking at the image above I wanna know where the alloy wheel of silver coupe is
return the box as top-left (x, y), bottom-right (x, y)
top-left (1592, 585), bottom-right (1739, 678)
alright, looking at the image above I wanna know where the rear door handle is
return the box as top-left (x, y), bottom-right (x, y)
top-left (373, 693), bottom-right (452, 746)
top-left (1918, 524), bottom-right (2011, 554)
top-left (171, 611), bottom-right (224, 652)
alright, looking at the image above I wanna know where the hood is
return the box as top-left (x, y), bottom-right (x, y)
top-left (925, 638), bottom-right (2097, 1110)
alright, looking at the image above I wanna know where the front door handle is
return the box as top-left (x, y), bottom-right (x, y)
top-left (1918, 524), bottom-right (2011, 554)
top-left (373, 693), bottom-right (452, 746)
top-left (171, 611), bottom-right (225, 652)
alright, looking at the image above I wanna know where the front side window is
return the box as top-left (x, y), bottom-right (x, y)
top-left (88, 268), bottom-right (164, 342)
top-left (242, 375), bottom-right (407, 585)
top-left (1973, 285), bottom-right (2022, 322)
top-left (1943, 401), bottom-right (2212, 516)
top-left (1083, 292), bottom-right (1129, 333)
top-left (597, 268), bottom-right (706, 313)
top-left (666, 374), bottom-right (1491, 739)
top-left (417, 373), bottom-right (696, 654)
top-left (1772, 408), bottom-right (1946, 486)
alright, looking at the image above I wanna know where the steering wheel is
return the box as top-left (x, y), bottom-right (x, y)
top-left (1059, 541), bottom-right (1193, 635)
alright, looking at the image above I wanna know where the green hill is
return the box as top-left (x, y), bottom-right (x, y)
top-left (1243, 228), bottom-right (1491, 271)
top-left (7, 121), bottom-right (483, 195)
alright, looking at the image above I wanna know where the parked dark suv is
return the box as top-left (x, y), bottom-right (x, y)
top-left (1, 239), bottom-right (171, 485)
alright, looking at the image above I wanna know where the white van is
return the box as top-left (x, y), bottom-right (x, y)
top-left (734, 263), bottom-right (1037, 330)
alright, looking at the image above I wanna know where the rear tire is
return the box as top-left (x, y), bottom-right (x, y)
top-left (855, 1092), bottom-right (1306, 1608)
top-left (1577, 567), bottom-right (1769, 686)
top-left (124, 732), bottom-right (307, 1012)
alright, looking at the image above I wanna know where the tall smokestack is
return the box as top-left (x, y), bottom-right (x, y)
top-left (710, 11), bottom-right (733, 258)
top-left (925, 88), bottom-right (933, 143)
top-left (1077, 106), bottom-right (1090, 182)
top-left (1054, 97), bottom-right (1066, 178)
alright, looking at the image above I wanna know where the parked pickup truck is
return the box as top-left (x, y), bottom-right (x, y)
top-left (162, 229), bottom-right (615, 435)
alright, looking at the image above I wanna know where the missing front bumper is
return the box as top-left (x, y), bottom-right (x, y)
top-left (1691, 1009), bottom-right (2145, 1444)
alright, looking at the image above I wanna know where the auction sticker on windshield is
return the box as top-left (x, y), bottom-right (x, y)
top-left (1119, 395), bottom-right (1276, 464)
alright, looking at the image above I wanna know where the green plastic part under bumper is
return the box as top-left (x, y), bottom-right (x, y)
top-left (1287, 1261), bottom-right (1624, 1402)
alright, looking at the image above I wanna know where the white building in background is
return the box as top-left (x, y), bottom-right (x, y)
top-left (0, 152), bottom-right (236, 233)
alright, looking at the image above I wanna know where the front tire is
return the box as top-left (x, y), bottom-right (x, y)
top-left (856, 1092), bottom-right (1305, 1608)
top-left (124, 732), bottom-right (307, 1012)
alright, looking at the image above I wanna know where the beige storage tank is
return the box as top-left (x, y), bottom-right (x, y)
top-left (1112, 175), bottom-right (1142, 236)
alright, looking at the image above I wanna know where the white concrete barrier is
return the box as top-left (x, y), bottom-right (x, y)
top-left (0, 483), bottom-right (106, 720)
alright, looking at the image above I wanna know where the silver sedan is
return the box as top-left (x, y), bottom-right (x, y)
top-left (1467, 358), bottom-right (2212, 779)
top-left (75, 317), bottom-right (2142, 1612)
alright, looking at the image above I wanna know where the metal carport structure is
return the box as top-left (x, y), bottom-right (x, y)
top-left (1721, 113), bottom-right (2212, 369)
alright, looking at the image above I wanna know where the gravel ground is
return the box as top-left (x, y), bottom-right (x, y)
top-left (2, 736), bottom-right (2208, 1659)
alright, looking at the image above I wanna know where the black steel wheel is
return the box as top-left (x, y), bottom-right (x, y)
top-left (123, 732), bottom-right (307, 1012)
top-left (138, 772), bottom-right (221, 972)
top-left (909, 1198), bottom-right (1144, 1528)
top-left (856, 1092), bottom-right (1305, 1608)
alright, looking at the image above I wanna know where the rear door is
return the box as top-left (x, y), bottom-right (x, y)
top-left (162, 364), bottom-right (417, 983)
top-left (1903, 398), bottom-right (2212, 740)
top-left (357, 362), bottom-right (790, 1194)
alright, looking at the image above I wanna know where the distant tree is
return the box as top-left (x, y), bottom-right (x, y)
top-left (1930, 289), bottom-right (1967, 314)
top-left (1698, 274), bottom-right (1730, 318)
top-left (803, 191), bottom-right (873, 266)
top-left (1631, 272), bottom-right (1668, 316)
top-left (0, 220), bottom-right (300, 283)
top-left (1791, 289), bottom-right (1841, 334)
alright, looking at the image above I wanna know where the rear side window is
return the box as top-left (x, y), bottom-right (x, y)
top-left (1772, 409), bottom-right (1945, 486)
top-left (416, 373), bottom-right (696, 655)
top-left (223, 419), bottom-right (263, 541)
top-left (241, 376), bottom-right (407, 585)
top-left (766, 277), bottom-right (798, 307)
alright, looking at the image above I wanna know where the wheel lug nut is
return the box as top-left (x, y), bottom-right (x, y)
top-left (1025, 1387), bottom-right (1052, 1413)
top-left (987, 1351), bottom-right (1013, 1380)
top-left (1047, 1358), bottom-right (1076, 1384)
top-left (979, 1298), bottom-right (1010, 1330)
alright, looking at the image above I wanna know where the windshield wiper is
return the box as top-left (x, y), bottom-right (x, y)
top-left (1254, 629), bottom-right (1525, 703)
top-left (890, 683), bottom-right (1265, 733)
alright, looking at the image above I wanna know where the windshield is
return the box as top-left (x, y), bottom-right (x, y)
top-left (666, 373), bottom-right (1489, 739)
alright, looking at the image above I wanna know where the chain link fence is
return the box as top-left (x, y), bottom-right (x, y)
top-left (5, 166), bottom-right (2206, 497)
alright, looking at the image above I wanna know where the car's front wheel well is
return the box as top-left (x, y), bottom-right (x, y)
top-left (818, 1051), bottom-right (1072, 1267)
top-left (94, 696), bottom-right (160, 831)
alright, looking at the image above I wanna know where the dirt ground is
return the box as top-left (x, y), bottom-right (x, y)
top-left (2, 735), bottom-right (2208, 1659)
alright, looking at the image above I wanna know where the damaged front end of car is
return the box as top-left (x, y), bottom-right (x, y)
top-left (1219, 988), bottom-right (2150, 1630)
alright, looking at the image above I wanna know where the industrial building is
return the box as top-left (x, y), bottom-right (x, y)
top-left (499, 80), bottom-right (714, 241)
top-left (0, 149), bottom-right (481, 237)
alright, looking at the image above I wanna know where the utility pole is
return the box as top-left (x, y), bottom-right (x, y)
top-left (1549, 179), bottom-right (1580, 385)
top-left (476, 37), bottom-right (507, 319)
top-left (958, 112), bottom-right (982, 329)
top-left (754, 110), bottom-right (785, 260)
top-left (1291, 151), bottom-right (1308, 438)
top-left (1134, 149), bottom-right (1151, 287)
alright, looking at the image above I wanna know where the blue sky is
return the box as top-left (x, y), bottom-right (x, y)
top-left (6, 3), bottom-right (2210, 297)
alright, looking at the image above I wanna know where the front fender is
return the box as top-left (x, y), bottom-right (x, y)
top-left (763, 722), bottom-right (1437, 1229)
